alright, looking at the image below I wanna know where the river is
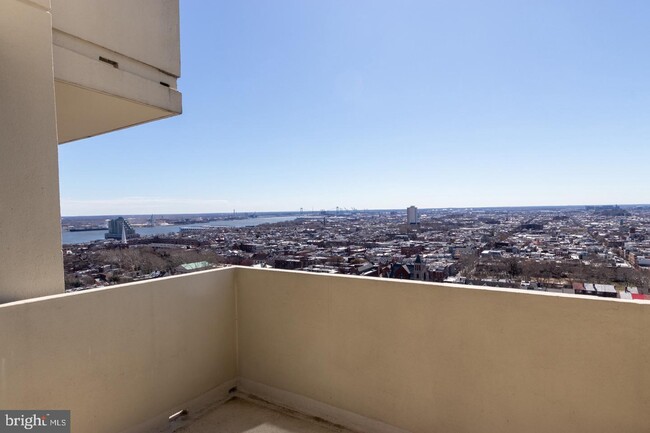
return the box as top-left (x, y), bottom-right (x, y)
top-left (61, 216), bottom-right (297, 245)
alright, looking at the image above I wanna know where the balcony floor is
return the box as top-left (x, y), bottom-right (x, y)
top-left (176, 396), bottom-right (356, 433)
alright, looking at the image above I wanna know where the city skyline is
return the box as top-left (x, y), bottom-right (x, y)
top-left (59, 1), bottom-right (650, 216)
top-left (59, 203), bottom-right (650, 219)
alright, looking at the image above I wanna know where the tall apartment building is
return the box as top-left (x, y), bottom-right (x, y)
top-left (105, 217), bottom-right (138, 240)
top-left (407, 205), bottom-right (418, 224)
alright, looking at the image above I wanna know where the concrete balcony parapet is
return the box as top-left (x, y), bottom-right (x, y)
top-left (1, 267), bottom-right (649, 432)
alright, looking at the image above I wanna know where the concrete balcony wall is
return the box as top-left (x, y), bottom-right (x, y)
top-left (2, 268), bottom-right (650, 432)
top-left (236, 268), bottom-right (650, 433)
top-left (1, 0), bottom-right (182, 303)
top-left (51, 0), bottom-right (182, 143)
top-left (51, 0), bottom-right (180, 78)
top-left (0, 0), bottom-right (65, 303)
top-left (0, 268), bottom-right (237, 433)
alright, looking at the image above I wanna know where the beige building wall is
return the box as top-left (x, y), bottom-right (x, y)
top-left (51, 0), bottom-right (182, 144)
top-left (2, 267), bottom-right (650, 432)
top-left (0, 0), bottom-right (65, 303)
top-left (0, 269), bottom-right (237, 433)
top-left (236, 268), bottom-right (650, 433)
top-left (51, 0), bottom-right (180, 77)
top-left (0, 0), bottom-right (181, 302)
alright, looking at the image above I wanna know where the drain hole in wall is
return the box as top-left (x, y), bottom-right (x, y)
top-left (160, 81), bottom-right (170, 87)
top-left (98, 56), bottom-right (118, 68)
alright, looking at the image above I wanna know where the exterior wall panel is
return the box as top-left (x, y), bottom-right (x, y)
top-left (0, 269), bottom-right (237, 433)
top-left (0, 0), bottom-right (64, 302)
top-left (51, 0), bottom-right (180, 77)
top-left (237, 268), bottom-right (650, 433)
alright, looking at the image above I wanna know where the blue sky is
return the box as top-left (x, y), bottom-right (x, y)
top-left (59, 0), bottom-right (650, 216)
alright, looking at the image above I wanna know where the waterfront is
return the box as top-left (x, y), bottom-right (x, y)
top-left (62, 216), bottom-right (297, 244)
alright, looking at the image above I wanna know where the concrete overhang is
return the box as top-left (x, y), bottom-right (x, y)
top-left (54, 80), bottom-right (180, 144)
top-left (53, 39), bottom-right (181, 144)
top-left (50, 0), bottom-right (182, 144)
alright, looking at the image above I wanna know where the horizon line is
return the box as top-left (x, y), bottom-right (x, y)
top-left (60, 202), bottom-right (650, 218)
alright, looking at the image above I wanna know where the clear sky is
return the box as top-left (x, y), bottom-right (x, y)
top-left (59, 0), bottom-right (650, 216)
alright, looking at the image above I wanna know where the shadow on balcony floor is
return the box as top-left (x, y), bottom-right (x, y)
top-left (175, 396), bottom-right (356, 433)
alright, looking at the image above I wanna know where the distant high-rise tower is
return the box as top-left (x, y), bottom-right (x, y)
top-left (105, 217), bottom-right (139, 240)
top-left (407, 206), bottom-right (418, 224)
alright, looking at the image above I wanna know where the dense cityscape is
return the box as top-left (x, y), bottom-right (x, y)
top-left (63, 205), bottom-right (650, 298)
